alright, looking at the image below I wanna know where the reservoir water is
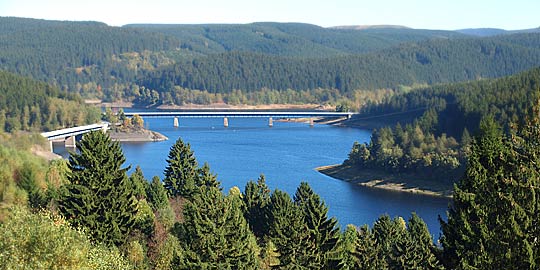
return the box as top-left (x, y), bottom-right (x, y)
top-left (56, 117), bottom-right (450, 238)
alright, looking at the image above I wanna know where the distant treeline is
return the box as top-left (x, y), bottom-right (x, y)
top-left (140, 34), bottom-right (540, 95)
top-left (346, 67), bottom-right (540, 183)
top-left (0, 70), bottom-right (101, 132)
top-left (2, 17), bottom-right (540, 107)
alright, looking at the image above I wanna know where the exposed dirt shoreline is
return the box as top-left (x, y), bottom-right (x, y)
top-left (109, 129), bottom-right (168, 142)
top-left (317, 164), bottom-right (453, 198)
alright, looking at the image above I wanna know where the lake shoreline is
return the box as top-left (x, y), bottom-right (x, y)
top-left (109, 128), bottom-right (168, 142)
top-left (317, 164), bottom-right (453, 198)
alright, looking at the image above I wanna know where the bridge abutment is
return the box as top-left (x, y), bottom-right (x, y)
top-left (65, 136), bottom-right (76, 148)
top-left (309, 118), bottom-right (314, 127)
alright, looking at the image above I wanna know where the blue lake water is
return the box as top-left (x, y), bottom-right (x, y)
top-left (55, 117), bottom-right (450, 238)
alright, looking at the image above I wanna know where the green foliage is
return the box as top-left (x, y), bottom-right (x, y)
top-left (163, 138), bottom-right (199, 198)
top-left (141, 35), bottom-right (540, 95)
top-left (293, 182), bottom-right (341, 269)
top-left (130, 166), bottom-right (149, 199)
top-left (351, 225), bottom-right (387, 270)
top-left (266, 189), bottom-right (313, 269)
top-left (59, 131), bottom-right (137, 246)
top-left (440, 115), bottom-right (540, 269)
top-left (243, 174), bottom-right (271, 239)
top-left (128, 22), bottom-right (464, 57)
top-left (347, 118), bottom-right (462, 182)
top-left (176, 186), bottom-right (261, 269)
top-left (146, 176), bottom-right (169, 211)
top-left (0, 207), bottom-right (132, 270)
top-left (0, 70), bottom-right (100, 132)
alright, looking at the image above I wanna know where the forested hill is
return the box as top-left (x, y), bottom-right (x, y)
top-left (2, 17), bottom-right (540, 104)
top-left (141, 33), bottom-right (540, 93)
top-left (343, 67), bottom-right (540, 186)
top-left (358, 66), bottom-right (540, 139)
top-left (0, 70), bottom-right (100, 132)
top-left (0, 17), bottom-right (178, 90)
top-left (125, 22), bottom-right (466, 57)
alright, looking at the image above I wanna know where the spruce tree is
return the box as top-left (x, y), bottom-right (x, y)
top-left (293, 182), bottom-right (340, 269)
top-left (197, 162), bottom-right (221, 190)
top-left (59, 131), bottom-right (137, 246)
top-left (390, 213), bottom-right (443, 270)
top-left (243, 174), bottom-right (271, 239)
top-left (146, 176), bottom-right (169, 211)
top-left (351, 225), bottom-right (387, 270)
top-left (267, 190), bottom-right (313, 269)
top-left (440, 116), bottom-right (539, 269)
top-left (163, 138), bottom-right (199, 199)
top-left (176, 186), bottom-right (261, 269)
top-left (372, 215), bottom-right (406, 266)
top-left (129, 165), bottom-right (148, 200)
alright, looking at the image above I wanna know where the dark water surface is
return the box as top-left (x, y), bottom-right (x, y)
top-left (56, 117), bottom-right (450, 237)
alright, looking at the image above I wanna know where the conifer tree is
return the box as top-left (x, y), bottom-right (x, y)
top-left (146, 176), bottom-right (169, 211)
top-left (59, 131), bottom-right (137, 246)
top-left (130, 165), bottom-right (148, 200)
top-left (293, 182), bottom-right (340, 269)
top-left (267, 190), bottom-right (313, 269)
top-left (372, 215), bottom-right (406, 265)
top-left (197, 162), bottom-right (221, 190)
top-left (176, 186), bottom-right (261, 269)
top-left (243, 174), bottom-right (271, 239)
top-left (440, 116), bottom-right (539, 269)
top-left (351, 225), bottom-right (387, 270)
top-left (390, 213), bottom-right (443, 270)
top-left (163, 138), bottom-right (199, 199)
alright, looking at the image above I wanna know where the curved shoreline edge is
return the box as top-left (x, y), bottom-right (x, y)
top-left (109, 129), bottom-right (168, 142)
top-left (316, 164), bottom-right (453, 198)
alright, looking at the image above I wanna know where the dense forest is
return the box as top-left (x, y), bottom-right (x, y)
top-left (1, 113), bottom-right (539, 268)
top-left (126, 22), bottom-right (466, 57)
top-left (346, 67), bottom-right (540, 185)
top-left (140, 35), bottom-right (540, 95)
top-left (3, 17), bottom-right (540, 107)
top-left (0, 70), bottom-right (101, 132)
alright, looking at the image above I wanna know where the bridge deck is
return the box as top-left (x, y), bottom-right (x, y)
top-left (41, 123), bottom-right (108, 141)
top-left (124, 111), bottom-right (353, 118)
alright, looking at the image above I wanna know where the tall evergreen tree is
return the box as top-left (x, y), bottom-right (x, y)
top-left (440, 116), bottom-right (539, 269)
top-left (59, 131), bottom-right (137, 246)
top-left (389, 213), bottom-right (443, 270)
top-left (176, 186), bottom-right (261, 269)
top-left (350, 225), bottom-right (387, 270)
top-left (197, 162), bottom-right (221, 190)
top-left (146, 176), bottom-right (169, 211)
top-left (293, 182), bottom-right (340, 269)
top-left (267, 190), bottom-right (313, 269)
top-left (243, 174), bottom-right (271, 239)
top-left (163, 138), bottom-right (199, 199)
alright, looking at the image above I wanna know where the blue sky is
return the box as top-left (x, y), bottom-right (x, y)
top-left (1, 0), bottom-right (538, 30)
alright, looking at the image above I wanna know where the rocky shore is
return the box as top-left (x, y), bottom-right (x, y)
top-left (109, 128), bottom-right (168, 142)
top-left (317, 164), bottom-right (453, 198)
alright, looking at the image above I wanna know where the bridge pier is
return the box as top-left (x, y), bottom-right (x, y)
top-left (48, 141), bottom-right (54, 152)
top-left (309, 118), bottom-right (314, 127)
top-left (223, 117), bottom-right (229, 127)
top-left (269, 117), bottom-right (273, 127)
top-left (173, 117), bottom-right (179, 127)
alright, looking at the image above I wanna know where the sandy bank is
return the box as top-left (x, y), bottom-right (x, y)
top-left (31, 145), bottom-right (62, 161)
top-left (109, 129), bottom-right (168, 142)
top-left (317, 164), bottom-right (453, 198)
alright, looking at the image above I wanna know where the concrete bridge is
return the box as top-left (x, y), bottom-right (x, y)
top-left (40, 122), bottom-right (109, 152)
top-left (124, 111), bottom-right (354, 127)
